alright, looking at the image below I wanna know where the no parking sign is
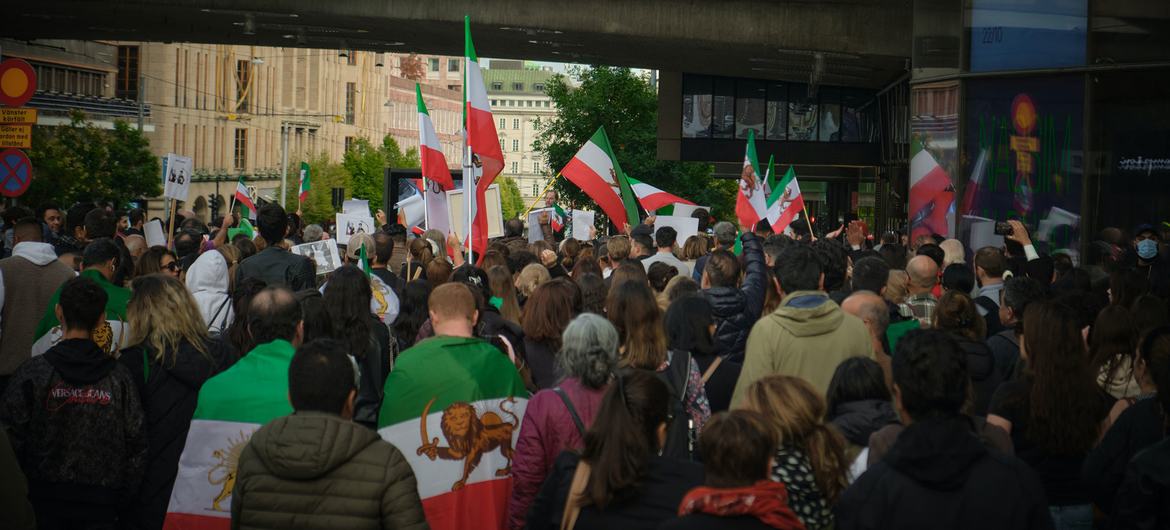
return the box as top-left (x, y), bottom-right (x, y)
top-left (0, 148), bottom-right (31, 197)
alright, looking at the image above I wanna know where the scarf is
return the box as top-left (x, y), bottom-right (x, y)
top-left (678, 480), bottom-right (807, 529)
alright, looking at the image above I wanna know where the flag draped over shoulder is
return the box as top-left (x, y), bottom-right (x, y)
top-left (735, 129), bottom-right (769, 228)
top-left (627, 175), bottom-right (695, 213)
top-left (378, 336), bottom-right (529, 530)
top-left (163, 340), bottom-right (297, 530)
top-left (464, 17), bottom-right (504, 258)
top-left (560, 126), bottom-right (640, 229)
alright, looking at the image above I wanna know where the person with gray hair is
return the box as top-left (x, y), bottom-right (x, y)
top-left (302, 224), bottom-right (324, 243)
top-left (507, 313), bottom-right (618, 529)
top-left (692, 221), bottom-right (737, 282)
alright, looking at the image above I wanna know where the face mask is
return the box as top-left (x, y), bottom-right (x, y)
top-left (1137, 239), bottom-right (1159, 260)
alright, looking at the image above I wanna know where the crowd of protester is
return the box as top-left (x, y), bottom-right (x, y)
top-left (0, 199), bottom-right (1169, 530)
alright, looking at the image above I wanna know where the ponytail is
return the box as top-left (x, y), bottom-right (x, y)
top-left (580, 370), bottom-right (670, 510)
top-left (802, 421), bottom-right (851, 504)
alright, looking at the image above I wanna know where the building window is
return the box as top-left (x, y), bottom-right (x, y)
top-left (532, 180), bottom-right (539, 195)
top-left (345, 136), bottom-right (355, 152)
top-left (533, 161), bottom-right (541, 174)
top-left (236, 60), bottom-right (252, 112)
top-left (513, 118), bottom-right (520, 129)
top-left (527, 101), bottom-right (533, 107)
top-left (512, 139), bottom-right (519, 152)
top-left (428, 58), bottom-right (440, 72)
top-left (491, 99), bottom-right (497, 106)
top-left (534, 83), bottom-right (545, 92)
top-left (491, 81), bottom-right (503, 90)
top-left (512, 82), bottom-right (524, 91)
top-left (512, 161), bottom-right (518, 173)
top-left (499, 118), bottom-right (506, 130)
top-left (447, 59), bottom-right (460, 72)
top-left (346, 50), bottom-right (357, 66)
top-left (499, 139), bottom-right (505, 151)
top-left (344, 82), bottom-right (356, 125)
top-left (116, 45), bottom-right (139, 100)
top-left (233, 129), bottom-right (248, 171)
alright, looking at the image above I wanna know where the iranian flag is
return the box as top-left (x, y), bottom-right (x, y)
top-left (298, 162), bottom-right (311, 203)
top-left (908, 137), bottom-right (953, 239)
top-left (163, 341), bottom-right (296, 530)
top-left (550, 204), bottom-right (566, 232)
top-left (735, 129), bottom-right (769, 228)
top-left (560, 126), bottom-right (640, 230)
top-left (764, 154), bottom-right (777, 201)
top-left (463, 16), bottom-right (504, 259)
top-left (763, 166), bottom-right (806, 234)
top-left (418, 84), bottom-right (454, 235)
top-left (233, 177), bottom-right (255, 220)
top-left (377, 336), bottom-right (529, 530)
top-left (628, 175), bottom-right (695, 213)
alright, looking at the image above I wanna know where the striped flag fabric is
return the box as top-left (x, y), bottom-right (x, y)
top-left (163, 340), bottom-right (297, 530)
top-left (234, 177), bottom-right (256, 220)
top-left (357, 243), bottom-right (371, 278)
top-left (417, 84), bottom-right (454, 234)
top-left (377, 336), bottom-right (529, 530)
top-left (764, 154), bottom-right (777, 202)
top-left (627, 175), bottom-right (695, 213)
top-left (298, 162), bottom-right (311, 203)
top-left (908, 136), bottom-right (953, 239)
top-left (763, 166), bottom-right (806, 234)
top-left (735, 129), bottom-right (769, 228)
top-left (560, 126), bottom-right (640, 230)
top-left (464, 16), bottom-right (504, 259)
top-left (550, 204), bottom-right (566, 232)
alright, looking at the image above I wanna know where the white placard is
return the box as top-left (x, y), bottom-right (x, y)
top-left (528, 208), bottom-right (552, 242)
top-left (571, 209), bottom-right (595, 241)
top-left (291, 239), bottom-right (342, 276)
top-left (669, 203), bottom-right (708, 219)
top-left (654, 215), bottom-right (700, 244)
top-left (446, 184), bottom-right (504, 241)
top-left (395, 193), bottom-right (425, 230)
top-left (144, 219), bottom-right (167, 247)
top-left (162, 153), bottom-right (193, 201)
top-left (335, 213), bottom-right (376, 246)
top-left (342, 199), bottom-right (370, 215)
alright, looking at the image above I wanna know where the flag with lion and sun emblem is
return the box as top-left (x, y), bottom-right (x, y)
top-left (377, 336), bottom-right (529, 530)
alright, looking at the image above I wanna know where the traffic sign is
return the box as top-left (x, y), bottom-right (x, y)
top-left (0, 108), bottom-right (36, 124)
top-left (0, 124), bottom-right (31, 148)
top-left (0, 59), bottom-right (37, 108)
top-left (0, 148), bottom-right (32, 198)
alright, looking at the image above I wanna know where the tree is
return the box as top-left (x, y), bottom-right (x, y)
top-left (499, 177), bottom-right (525, 221)
top-left (343, 137), bottom-right (387, 216)
top-left (24, 112), bottom-right (161, 208)
top-left (288, 152), bottom-right (351, 224)
top-left (533, 67), bottom-right (735, 228)
top-left (381, 135), bottom-right (421, 169)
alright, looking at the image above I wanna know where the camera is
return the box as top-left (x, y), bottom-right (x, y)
top-left (994, 222), bottom-right (1014, 236)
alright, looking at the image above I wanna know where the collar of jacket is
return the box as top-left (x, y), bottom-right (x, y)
top-left (248, 339), bottom-right (296, 359)
top-left (80, 268), bottom-right (113, 287)
top-left (780, 290), bottom-right (830, 308)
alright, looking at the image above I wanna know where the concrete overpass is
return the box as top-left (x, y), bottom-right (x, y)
top-left (9, 0), bottom-right (910, 88)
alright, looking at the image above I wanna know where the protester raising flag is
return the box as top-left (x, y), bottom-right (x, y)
top-left (550, 204), bottom-right (566, 232)
top-left (234, 176), bottom-right (256, 220)
top-left (627, 175), bottom-right (695, 213)
top-left (735, 129), bottom-right (769, 228)
top-left (357, 243), bottom-right (371, 278)
top-left (463, 16), bottom-right (505, 259)
top-left (418, 83), bottom-right (454, 234)
top-left (561, 126), bottom-right (640, 230)
top-left (298, 162), bottom-right (311, 203)
top-left (763, 165), bottom-right (806, 234)
top-left (764, 154), bottom-right (777, 199)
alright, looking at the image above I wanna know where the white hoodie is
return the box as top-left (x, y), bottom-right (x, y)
top-left (185, 250), bottom-right (234, 335)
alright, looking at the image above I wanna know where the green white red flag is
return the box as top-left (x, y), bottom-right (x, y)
top-left (735, 129), bottom-right (768, 228)
top-left (377, 336), bottom-right (529, 530)
top-left (550, 204), bottom-right (566, 232)
top-left (234, 177), bottom-right (255, 220)
top-left (763, 166), bottom-right (805, 234)
top-left (908, 136), bottom-right (953, 239)
top-left (560, 126), bottom-right (640, 230)
top-left (298, 162), bottom-right (311, 203)
top-left (417, 83), bottom-right (453, 234)
top-left (627, 175), bottom-right (694, 213)
top-left (163, 340), bottom-right (297, 530)
top-left (463, 16), bottom-right (504, 259)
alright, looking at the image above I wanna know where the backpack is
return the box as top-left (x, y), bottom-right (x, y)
top-left (656, 350), bottom-right (697, 461)
top-left (973, 296), bottom-right (1006, 336)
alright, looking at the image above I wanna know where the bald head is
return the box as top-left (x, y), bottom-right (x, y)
top-left (843, 290), bottom-right (890, 336)
top-left (906, 255), bottom-right (939, 292)
top-left (123, 234), bottom-right (147, 259)
top-left (247, 286), bottom-right (302, 346)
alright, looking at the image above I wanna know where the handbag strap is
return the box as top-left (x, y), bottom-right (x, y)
top-left (559, 461), bottom-right (591, 530)
top-left (700, 356), bottom-right (723, 385)
top-left (209, 296), bottom-right (231, 331)
top-left (554, 387), bottom-right (587, 438)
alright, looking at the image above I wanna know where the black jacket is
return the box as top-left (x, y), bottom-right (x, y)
top-left (235, 246), bottom-right (316, 291)
top-left (986, 329), bottom-right (1020, 384)
top-left (837, 416), bottom-right (1053, 530)
top-left (118, 339), bottom-right (224, 530)
top-left (659, 513), bottom-right (776, 530)
top-left (1111, 436), bottom-right (1170, 530)
top-left (524, 338), bottom-right (560, 390)
top-left (1083, 396), bottom-right (1166, 516)
top-left (955, 335), bottom-right (1003, 417)
top-left (702, 233), bottom-right (766, 363)
top-left (693, 354), bottom-right (741, 413)
top-left (830, 399), bottom-right (899, 448)
top-left (0, 339), bottom-right (146, 521)
top-left (527, 452), bottom-right (704, 530)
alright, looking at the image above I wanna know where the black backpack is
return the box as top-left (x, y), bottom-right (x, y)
top-left (656, 350), bottom-right (697, 461)
top-left (974, 296), bottom-right (1007, 336)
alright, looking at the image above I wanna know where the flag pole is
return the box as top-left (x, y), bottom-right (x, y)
top-left (166, 198), bottom-right (177, 249)
top-left (521, 172), bottom-right (561, 220)
top-left (804, 207), bottom-right (815, 238)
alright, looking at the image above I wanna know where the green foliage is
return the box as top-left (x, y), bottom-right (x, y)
top-left (343, 137), bottom-right (387, 216)
top-left (288, 152), bottom-right (351, 224)
top-left (532, 67), bottom-right (735, 228)
top-left (24, 112), bottom-right (161, 208)
top-left (381, 136), bottom-right (421, 169)
top-left (499, 177), bottom-right (525, 221)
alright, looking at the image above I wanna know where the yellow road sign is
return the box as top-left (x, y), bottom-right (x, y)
top-left (0, 108), bottom-right (36, 124)
top-left (0, 125), bottom-right (32, 148)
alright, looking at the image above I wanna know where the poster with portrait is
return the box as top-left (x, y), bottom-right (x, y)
top-left (291, 239), bottom-right (341, 276)
top-left (446, 184), bottom-right (504, 241)
top-left (334, 213), bottom-right (376, 246)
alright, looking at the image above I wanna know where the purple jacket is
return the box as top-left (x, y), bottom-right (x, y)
top-left (507, 377), bottom-right (607, 530)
